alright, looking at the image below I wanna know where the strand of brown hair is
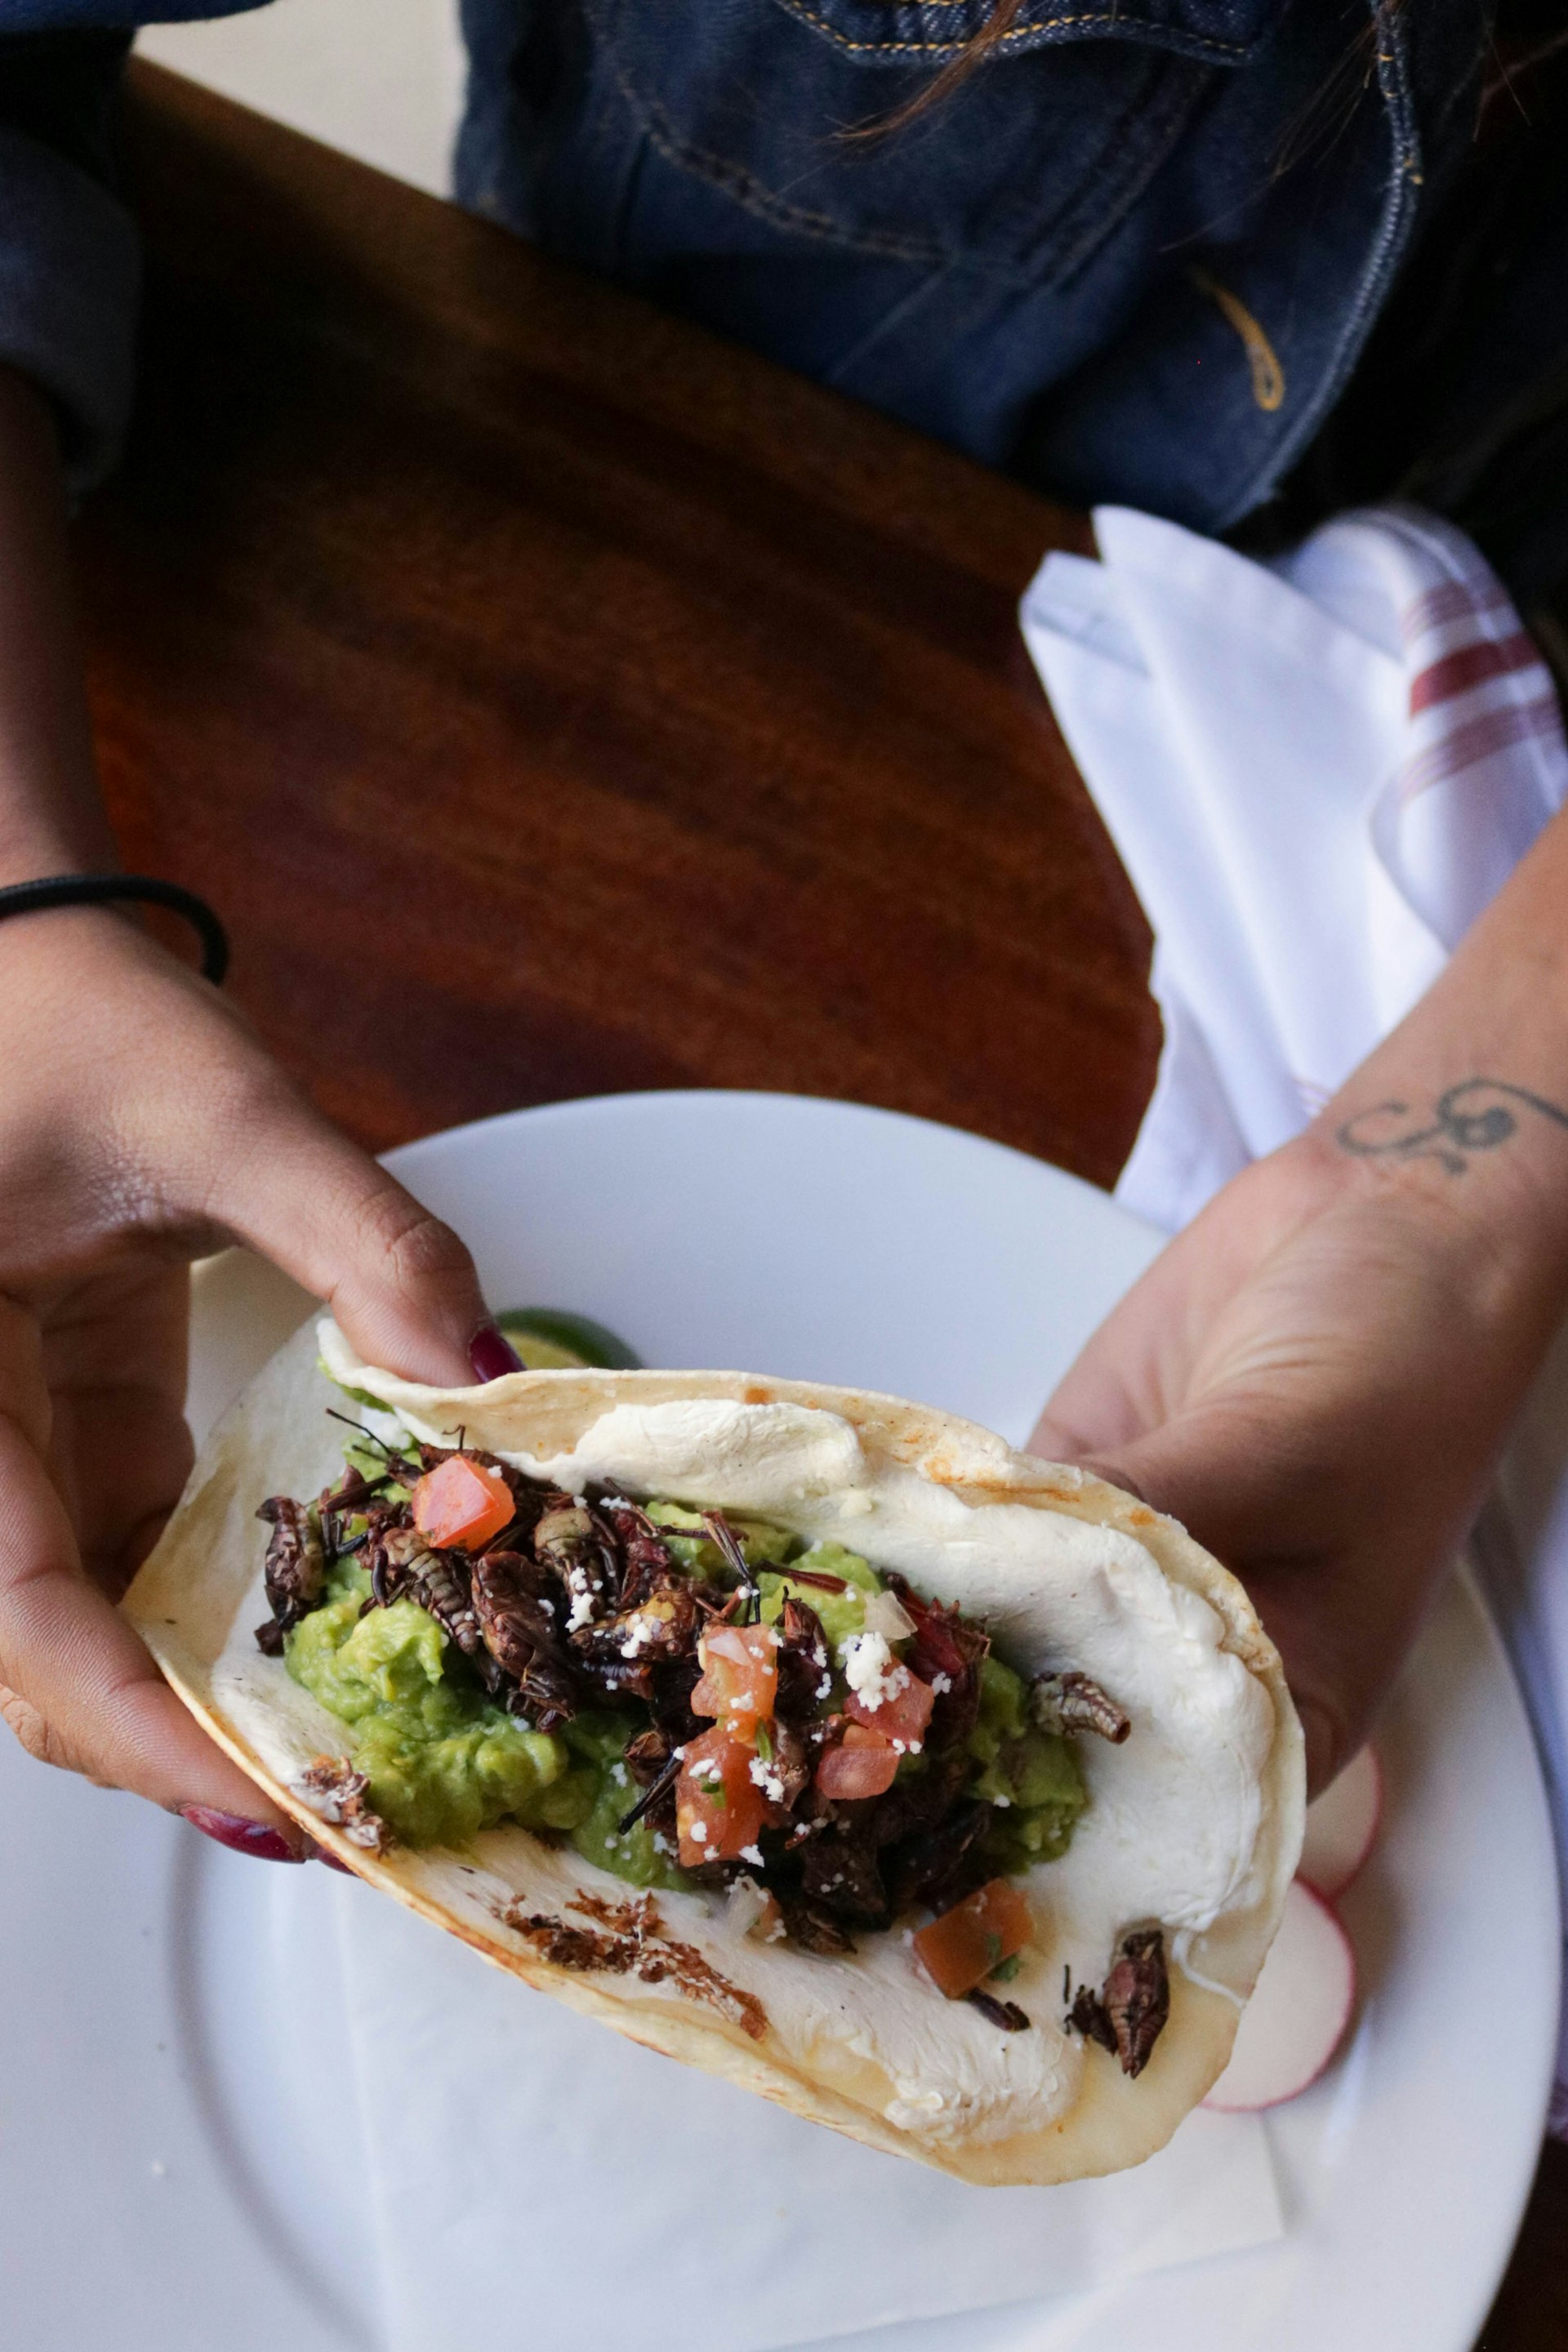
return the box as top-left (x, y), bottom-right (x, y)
top-left (839, 0), bottom-right (1027, 142)
top-left (844, 0), bottom-right (1404, 153)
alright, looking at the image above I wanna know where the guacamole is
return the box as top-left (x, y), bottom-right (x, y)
top-left (287, 1559), bottom-right (594, 1846)
top-left (283, 1503), bottom-right (1085, 1895)
top-left (254, 1398), bottom-right (1112, 1972)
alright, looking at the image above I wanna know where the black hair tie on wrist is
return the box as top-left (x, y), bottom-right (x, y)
top-left (0, 872), bottom-right (229, 985)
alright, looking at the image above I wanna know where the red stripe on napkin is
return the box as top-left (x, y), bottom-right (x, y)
top-left (1397, 691), bottom-right (1564, 804)
top-left (1409, 630), bottom-right (1541, 715)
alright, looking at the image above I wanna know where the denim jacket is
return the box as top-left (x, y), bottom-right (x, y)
top-left (2, 0), bottom-right (1493, 531)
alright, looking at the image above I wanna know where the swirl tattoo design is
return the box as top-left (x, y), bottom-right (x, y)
top-left (1336, 1079), bottom-right (1568, 1176)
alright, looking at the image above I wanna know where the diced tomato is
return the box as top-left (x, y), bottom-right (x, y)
top-left (691, 1623), bottom-right (778, 1731)
top-left (411, 1454), bottom-right (514, 1552)
top-left (815, 1722), bottom-right (900, 1801)
top-left (845, 1668), bottom-right (935, 1751)
top-left (913, 1878), bottom-right (1034, 1999)
top-left (676, 1727), bottom-right (769, 1866)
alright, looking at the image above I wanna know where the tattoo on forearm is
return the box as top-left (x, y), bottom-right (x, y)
top-left (1336, 1079), bottom-right (1568, 1176)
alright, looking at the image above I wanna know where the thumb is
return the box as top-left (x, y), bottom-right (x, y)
top-left (0, 1379), bottom-right (302, 1838)
top-left (1056, 1408), bottom-right (1351, 1797)
top-left (194, 1067), bottom-right (503, 1385)
top-left (1077, 1400), bottom-right (1298, 1557)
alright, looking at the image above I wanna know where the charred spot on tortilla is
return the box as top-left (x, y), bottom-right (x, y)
top-left (503, 1892), bottom-right (768, 2042)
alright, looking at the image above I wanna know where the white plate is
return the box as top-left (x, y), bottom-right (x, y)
top-left (0, 1090), bottom-right (1557, 2352)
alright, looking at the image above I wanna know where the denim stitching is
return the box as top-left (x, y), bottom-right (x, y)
top-left (598, 11), bottom-right (1212, 277)
top-left (1214, 0), bottom-right (1423, 525)
top-left (776, 6), bottom-right (1250, 60)
top-left (594, 20), bottom-right (971, 265)
top-left (626, 111), bottom-right (956, 261)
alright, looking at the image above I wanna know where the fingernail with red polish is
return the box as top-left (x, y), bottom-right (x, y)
top-left (180, 1805), bottom-right (304, 1863)
top-left (309, 1841), bottom-right (356, 1875)
top-left (470, 1321), bottom-right (523, 1383)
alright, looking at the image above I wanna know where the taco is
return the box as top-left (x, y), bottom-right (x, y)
top-left (124, 1319), bottom-right (1303, 2185)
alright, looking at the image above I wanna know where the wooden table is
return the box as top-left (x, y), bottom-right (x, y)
top-left (79, 60), bottom-right (1566, 2347)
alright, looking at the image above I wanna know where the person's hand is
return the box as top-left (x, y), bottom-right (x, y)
top-left (1031, 1129), bottom-right (1568, 1794)
top-left (0, 906), bottom-right (510, 1850)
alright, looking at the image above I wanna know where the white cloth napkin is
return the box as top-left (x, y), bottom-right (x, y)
top-left (339, 1888), bottom-right (1281, 2352)
top-left (1021, 501), bottom-right (1568, 2126)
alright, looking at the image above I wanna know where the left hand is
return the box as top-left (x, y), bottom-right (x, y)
top-left (0, 909), bottom-right (500, 1827)
top-left (0, 1254), bottom-right (193, 1779)
top-left (1031, 1129), bottom-right (1568, 1795)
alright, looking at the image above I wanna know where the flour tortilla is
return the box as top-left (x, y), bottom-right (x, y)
top-left (125, 1323), bottom-right (1304, 2185)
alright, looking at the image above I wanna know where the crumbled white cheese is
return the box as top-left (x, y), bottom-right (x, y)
top-left (748, 1754), bottom-right (786, 1804)
top-left (740, 1844), bottom-right (764, 1866)
top-left (930, 1673), bottom-right (952, 1695)
top-left (840, 1630), bottom-right (910, 1713)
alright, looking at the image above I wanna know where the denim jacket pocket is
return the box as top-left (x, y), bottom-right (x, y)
top-left (586, 0), bottom-right (1272, 287)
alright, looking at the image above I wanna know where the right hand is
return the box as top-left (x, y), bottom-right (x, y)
top-left (0, 905), bottom-right (502, 1843)
top-left (1030, 1129), bottom-right (1561, 1797)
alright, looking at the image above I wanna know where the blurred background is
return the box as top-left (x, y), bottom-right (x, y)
top-left (137, 0), bottom-right (464, 194)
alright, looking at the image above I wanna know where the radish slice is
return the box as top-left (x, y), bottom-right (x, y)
top-left (1298, 1744), bottom-right (1383, 1899)
top-left (1203, 1881), bottom-right (1356, 2112)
